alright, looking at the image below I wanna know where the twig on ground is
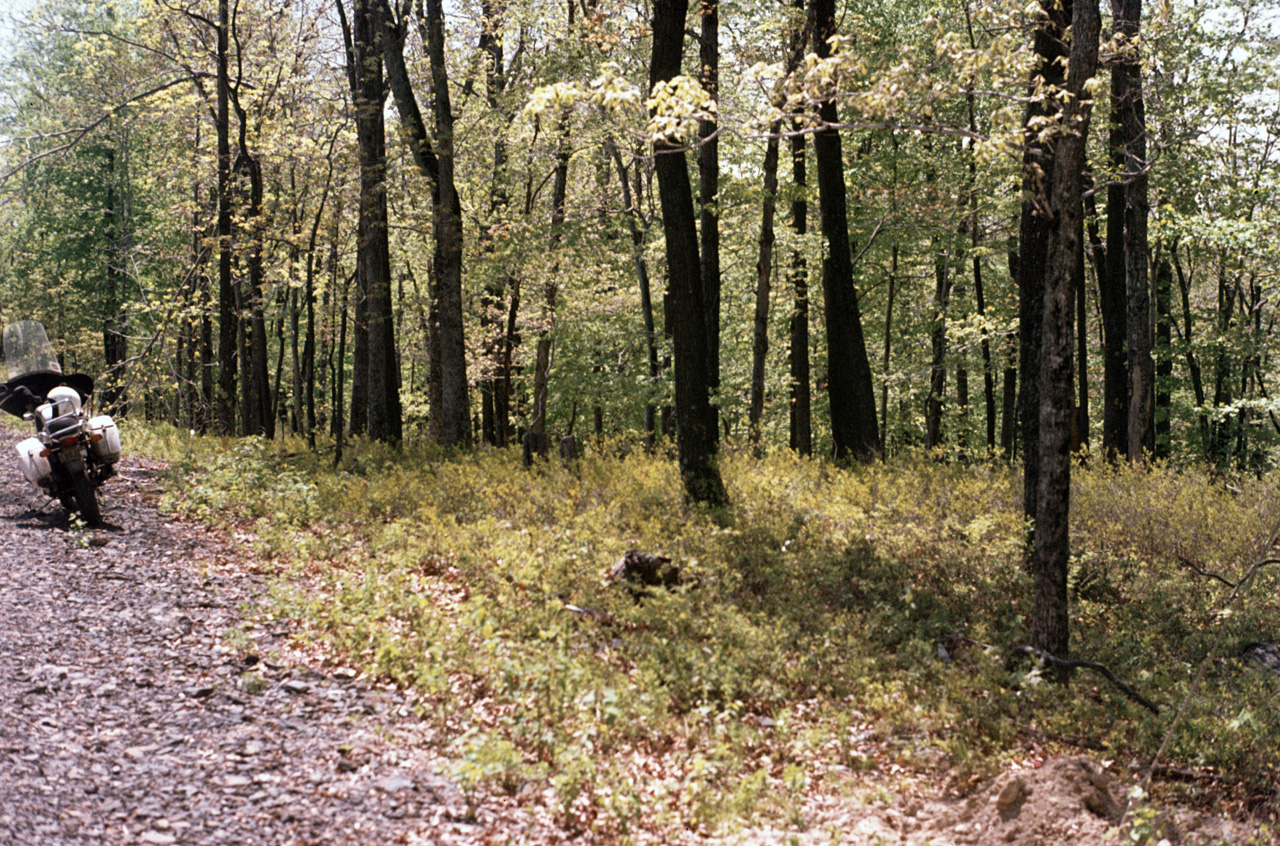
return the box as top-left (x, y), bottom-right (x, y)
top-left (1010, 645), bottom-right (1161, 715)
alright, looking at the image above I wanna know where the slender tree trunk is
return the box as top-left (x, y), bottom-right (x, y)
top-left (881, 244), bottom-right (897, 453)
top-left (1089, 162), bottom-right (1124, 460)
top-left (651, 0), bottom-right (726, 504)
top-left (1171, 243), bottom-right (1208, 445)
top-left (699, 0), bottom-right (721, 441)
top-left (961, 0), bottom-right (996, 452)
top-left (530, 114), bottom-right (571, 455)
top-left (242, 155), bottom-right (273, 437)
top-left (215, 0), bottom-right (236, 435)
top-left (1075, 210), bottom-right (1088, 450)
top-left (609, 142), bottom-right (659, 449)
top-left (788, 128), bottom-right (812, 456)
top-left (1154, 253), bottom-right (1172, 458)
top-left (926, 248), bottom-right (951, 450)
top-left (1117, 0), bottom-right (1150, 462)
top-left (810, 0), bottom-right (879, 461)
top-left (749, 127), bottom-right (779, 451)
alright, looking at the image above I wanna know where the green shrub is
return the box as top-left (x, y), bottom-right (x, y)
top-left (142, 426), bottom-right (1279, 839)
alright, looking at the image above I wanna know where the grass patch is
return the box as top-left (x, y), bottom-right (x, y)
top-left (136, 423), bottom-right (1280, 840)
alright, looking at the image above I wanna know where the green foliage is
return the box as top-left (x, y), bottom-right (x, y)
top-left (145, 427), bottom-right (1280, 839)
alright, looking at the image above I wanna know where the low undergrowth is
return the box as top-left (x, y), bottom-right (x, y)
top-left (138, 424), bottom-right (1280, 842)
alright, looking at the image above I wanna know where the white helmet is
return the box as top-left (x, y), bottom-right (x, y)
top-left (46, 385), bottom-right (82, 415)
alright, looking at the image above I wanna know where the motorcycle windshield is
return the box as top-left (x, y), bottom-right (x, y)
top-left (3, 321), bottom-right (62, 381)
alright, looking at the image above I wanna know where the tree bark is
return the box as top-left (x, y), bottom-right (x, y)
top-left (349, 0), bottom-right (401, 443)
top-left (1116, 0), bottom-right (1151, 461)
top-left (215, 0), bottom-right (237, 435)
top-left (788, 127), bottom-right (812, 456)
top-left (609, 141), bottom-right (659, 449)
top-left (809, 0), bottom-right (880, 462)
top-left (651, 0), bottom-right (726, 504)
top-left (749, 127), bottom-right (779, 451)
top-left (1017, 0), bottom-right (1071, 538)
top-left (699, 0), bottom-right (721, 441)
top-left (1030, 0), bottom-right (1100, 668)
top-left (1154, 254), bottom-right (1172, 458)
top-left (423, 0), bottom-right (469, 446)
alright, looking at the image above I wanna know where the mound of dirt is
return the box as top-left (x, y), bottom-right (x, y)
top-left (835, 756), bottom-right (1124, 846)
top-left (931, 756), bottom-right (1124, 845)
top-left (728, 755), bottom-right (1262, 846)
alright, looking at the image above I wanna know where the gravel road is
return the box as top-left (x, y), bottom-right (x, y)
top-left (0, 441), bottom-right (555, 846)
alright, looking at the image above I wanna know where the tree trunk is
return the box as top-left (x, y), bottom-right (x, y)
top-left (609, 141), bottom-right (659, 449)
top-left (881, 244), bottom-right (897, 453)
top-left (1075, 210), bottom-right (1088, 450)
top-left (1116, 0), bottom-right (1151, 462)
top-left (215, 0), bottom-right (236, 435)
top-left (349, 0), bottom-right (401, 443)
top-left (1017, 0), bottom-right (1071, 538)
top-left (1154, 254), bottom-right (1172, 458)
top-left (788, 128), bottom-right (812, 456)
top-left (699, 0), bottom-right (721, 441)
top-left (424, 0), bottom-right (469, 446)
top-left (1030, 0), bottom-right (1100, 668)
top-left (810, 0), bottom-right (880, 462)
top-left (749, 127), bottom-right (779, 451)
top-left (1171, 243), bottom-right (1209, 446)
top-left (925, 248), bottom-right (951, 450)
top-left (651, 0), bottom-right (726, 504)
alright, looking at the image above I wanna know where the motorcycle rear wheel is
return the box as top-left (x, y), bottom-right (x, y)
top-left (69, 462), bottom-right (101, 526)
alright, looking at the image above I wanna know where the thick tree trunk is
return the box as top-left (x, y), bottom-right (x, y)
top-left (651, 0), bottom-right (726, 504)
top-left (1030, 0), bottom-right (1100, 668)
top-left (1018, 0), bottom-right (1071, 538)
top-left (349, 0), bottom-right (401, 443)
top-left (810, 0), bottom-right (880, 462)
top-left (424, 0), bottom-right (470, 446)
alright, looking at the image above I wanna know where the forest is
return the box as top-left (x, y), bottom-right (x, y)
top-left (2, 0), bottom-right (1276, 470)
top-left (3, 0), bottom-right (1280, 841)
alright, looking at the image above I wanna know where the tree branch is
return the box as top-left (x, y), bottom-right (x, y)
top-left (1, 76), bottom-right (210, 184)
top-left (1010, 645), bottom-right (1161, 715)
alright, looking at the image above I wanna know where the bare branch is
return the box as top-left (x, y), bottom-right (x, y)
top-left (0, 75), bottom-right (210, 184)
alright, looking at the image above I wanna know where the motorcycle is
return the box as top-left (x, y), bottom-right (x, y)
top-left (0, 321), bottom-right (121, 525)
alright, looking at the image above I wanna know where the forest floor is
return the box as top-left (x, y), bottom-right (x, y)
top-left (0, 442), bottom-right (562, 846)
top-left (0, 434), bottom-right (1270, 845)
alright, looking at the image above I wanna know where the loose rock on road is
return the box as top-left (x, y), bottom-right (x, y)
top-left (0, 450), bottom-right (553, 845)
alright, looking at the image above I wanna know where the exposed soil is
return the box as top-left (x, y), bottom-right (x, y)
top-left (728, 755), bottom-right (1263, 846)
top-left (0, 441), bottom-right (558, 846)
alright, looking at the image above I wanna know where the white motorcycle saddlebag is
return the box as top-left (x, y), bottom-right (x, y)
top-left (87, 415), bottom-right (122, 464)
top-left (16, 437), bottom-right (52, 488)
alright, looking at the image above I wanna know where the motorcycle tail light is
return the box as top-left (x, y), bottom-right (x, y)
top-left (39, 449), bottom-right (49, 458)
top-left (91, 433), bottom-right (102, 443)
top-left (60, 435), bottom-right (79, 447)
